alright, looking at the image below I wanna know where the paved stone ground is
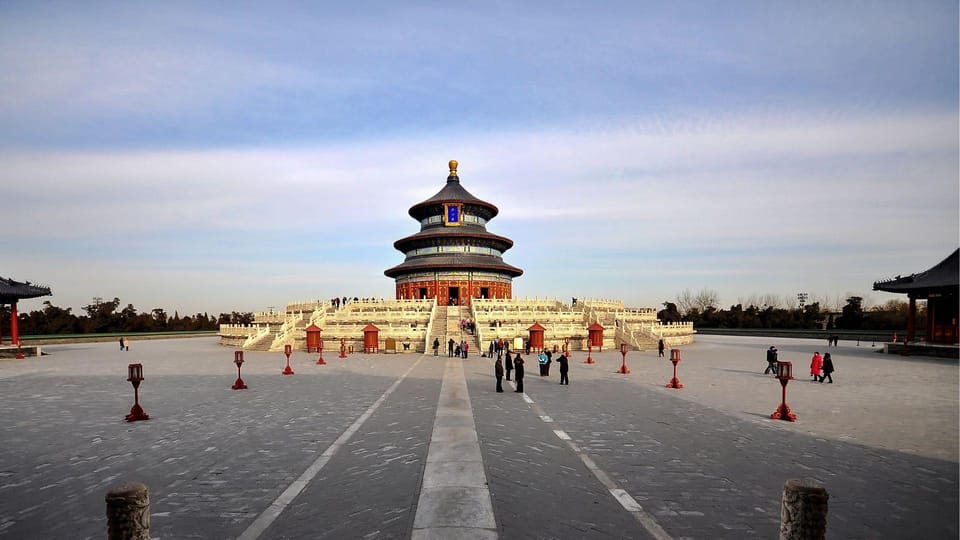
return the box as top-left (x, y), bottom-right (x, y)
top-left (0, 335), bottom-right (956, 539)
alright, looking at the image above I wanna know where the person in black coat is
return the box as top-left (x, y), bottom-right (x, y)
top-left (557, 353), bottom-right (569, 385)
top-left (432, 338), bottom-right (440, 357)
top-left (819, 353), bottom-right (835, 383)
top-left (494, 358), bottom-right (504, 392)
top-left (513, 353), bottom-right (524, 393)
top-left (504, 350), bottom-right (512, 381)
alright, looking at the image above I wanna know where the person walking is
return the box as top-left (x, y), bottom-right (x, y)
top-left (658, 339), bottom-right (665, 358)
top-left (494, 357), bottom-right (504, 392)
top-left (504, 350), bottom-right (513, 380)
top-left (448, 338), bottom-right (455, 357)
top-left (119, 337), bottom-right (125, 351)
top-left (513, 353), bottom-right (524, 393)
top-left (810, 351), bottom-right (823, 381)
top-left (819, 353), bottom-right (835, 383)
top-left (557, 353), bottom-right (569, 385)
top-left (432, 338), bottom-right (440, 357)
top-left (764, 346), bottom-right (779, 375)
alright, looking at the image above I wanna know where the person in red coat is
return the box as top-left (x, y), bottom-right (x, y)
top-left (810, 351), bottom-right (823, 381)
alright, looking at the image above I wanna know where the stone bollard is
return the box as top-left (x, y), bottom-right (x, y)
top-left (106, 482), bottom-right (150, 540)
top-left (780, 478), bottom-right (828, 540)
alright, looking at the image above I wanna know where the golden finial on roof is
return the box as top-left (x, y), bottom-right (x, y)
top-left (448, 160), bottom-right (458, 175)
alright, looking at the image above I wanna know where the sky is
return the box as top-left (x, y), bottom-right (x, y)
top-left (1, 1), bottom-right (957, 317)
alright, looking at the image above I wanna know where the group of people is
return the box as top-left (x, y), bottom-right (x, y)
top-left (437, 337), bottom-right (470, 358)
top-left (118, 337), bottom-right (130, 351)
top-left (764, 345), bottom-right (835, 383)
top-left (493, 350), bottom-right (569, 392)
top-left (809, 351), bottom-right (835, 383)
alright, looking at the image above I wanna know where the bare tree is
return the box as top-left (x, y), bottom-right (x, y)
top-left (676, 289), bottom-right (696, 316)
top-left (693, 289), bottom-right (720, 312)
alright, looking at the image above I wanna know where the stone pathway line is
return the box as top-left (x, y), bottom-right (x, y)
top-left (510, 380), bottom-right (672, 540)
top-left (412, 357), bottom-right (497, 539)
top-left (237, 356), bottom-right (425, 540)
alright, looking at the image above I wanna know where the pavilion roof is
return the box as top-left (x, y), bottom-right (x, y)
top-left (384, 254), bottom-right (524, 278)
top-left (873, 249), bottom-right (959, 296)
top-left (408, 171), bottom-right (499, 220)
top-left (0, 277), bottom-right (52, 303)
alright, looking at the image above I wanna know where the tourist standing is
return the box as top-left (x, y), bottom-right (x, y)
top-left (764, 346), bottom-right (779, 374)
top-left (810, 351), bottom-right (823, 381)
top-left (513, 353), bottom-right (524, 393)
top-left (557, 353), bottom-right (569, 385)
top-left (494, 358), bottom-right (504, 392)
top-left (119, 337), bottom-right (125, 351)
top-left (462, 341), bottom-right (469, 359)
top-left (544, 349), bottom-right (552, 376)
top-left (505, 351), bottom-right (512, 380)
top-left (538, 351), bottom-right (549, 376)
top-left (819, 353), bottom-right (835, 383)
top-left (448, 338), bottom-right (455, 357)
top-left (432, 338), bottom-right (440, 357)
top-left (658, 339), bottom-right (665, 357)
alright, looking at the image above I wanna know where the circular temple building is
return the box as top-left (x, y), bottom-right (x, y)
top-left (384, 160), bottom-right (523, 305)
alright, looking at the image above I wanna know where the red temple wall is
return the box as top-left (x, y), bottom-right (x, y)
top-left (395, 279), bottom-right (512, 305)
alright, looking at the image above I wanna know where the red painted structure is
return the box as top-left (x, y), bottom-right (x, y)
top-left (125, 363), bottom-right (150, 422)
top-left (771, 361), bottom-right (797, 421)
top-left (617, 342), bottom-right (630, 374)
top-left (363, 323), bottom-right (380, 353)
top-left (305, 324), bottom-right (321, 352)
top-left (666, 348), bottom-right (683, 389)
top-left (282, 344), bottom-right (294, 375)
top-left (0, 277), bottom-right (51, 358)
top-left (232, 351), bottom-right (248, 389)
top-left (527, 322), bottom-right (545, 353)
top-left (587, 322), bottom-right (604, 350)
top-left (873, 249), bottom-right (959, 344)
top-left (385, 161), bottom-right (523, 306)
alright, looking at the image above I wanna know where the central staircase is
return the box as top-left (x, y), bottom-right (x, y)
top-left (427, 306), bottom-right (479, 356)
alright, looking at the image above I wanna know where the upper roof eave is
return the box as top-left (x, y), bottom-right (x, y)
top-left (873, 248), bottom-right (960, 294)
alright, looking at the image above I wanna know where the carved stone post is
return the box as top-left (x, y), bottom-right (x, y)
top-left (780, 478), bottom-right (828, 540)
top-left (106, 482), bottom-right (150, 540)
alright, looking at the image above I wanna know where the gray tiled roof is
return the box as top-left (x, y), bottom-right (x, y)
top-left (873, 249), bottom-right (959, 295)
top-left (0, 277), bottom-right (52, 303)
top-left (384, 254), bottom-right (523, 278)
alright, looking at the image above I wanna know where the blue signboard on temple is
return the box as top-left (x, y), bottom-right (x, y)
top-left (444, 203), bottom-right (462, 226)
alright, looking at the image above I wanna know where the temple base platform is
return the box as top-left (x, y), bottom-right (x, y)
top-left (0, 345), bottom-right (42, 359)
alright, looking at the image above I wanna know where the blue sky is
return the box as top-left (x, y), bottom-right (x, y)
top-left (1, 1), bottom-right (957, 316)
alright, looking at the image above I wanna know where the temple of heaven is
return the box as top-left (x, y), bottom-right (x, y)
top-left (384, 160), bottom-right (523, 306)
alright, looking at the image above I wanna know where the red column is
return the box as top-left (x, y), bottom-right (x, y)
top-left (907, 296), bottom-right (916, 343)
top-left (10, 302), bottom-right (19, 346)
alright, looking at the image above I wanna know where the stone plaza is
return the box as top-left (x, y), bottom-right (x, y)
top-left (0, 334), bottom-right (956, 539)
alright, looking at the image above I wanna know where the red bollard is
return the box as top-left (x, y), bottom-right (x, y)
top-left (666, 348), bottom-right (683, 389)
top-left (232, 351), bottom-right (248, 389)
top-left (585, 343), bottom-right (595, 364)
top-left (316, 335), bottom-right (326, 365)
top-left (339, 338), bottom-right (347, 359)
top-left (771, 361), bottom-right (797, 421)
top-left (616, 343), bottom-right (630, 374)
top-left (125, 364), bottom-right (150, 422)
top-left (282, 344), bottom-right (294, 375)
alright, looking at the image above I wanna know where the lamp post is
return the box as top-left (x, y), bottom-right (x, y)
top-left (585, 343), bottom-right (595, 364)
top-left (771, 361), bottom-right (797, 421)
top-left (339, 338), bottom-right (347, 358)
top-left (616, 342), bottom-right (630, 374)
top-left (316, 330), bottom-right (326, 365)
top-left (282, 344), bottom-right (294, 375)
top-left (666, 348), bottom-right (683, 389)
top-left (125, 363), bottom-right (150, 422)
top-left (232, 350), bottom-right (248, 390)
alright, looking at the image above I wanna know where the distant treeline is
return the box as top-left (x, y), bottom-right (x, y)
top-left (2, 298), bottom-right (255, 335)
top-left (658, 295), bottom-right (918, 331)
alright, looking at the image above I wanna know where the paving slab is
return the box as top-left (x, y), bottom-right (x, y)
top-left (0, 335), bottom-right (955, 539)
